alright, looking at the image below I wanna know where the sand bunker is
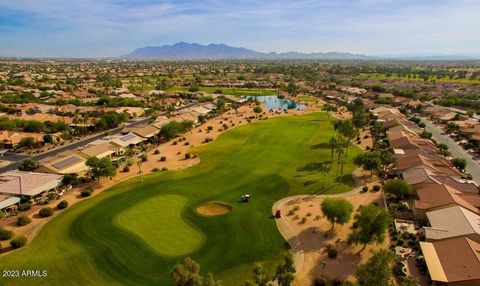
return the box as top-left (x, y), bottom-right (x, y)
top-left (195, 202), bottom-right (232, 216)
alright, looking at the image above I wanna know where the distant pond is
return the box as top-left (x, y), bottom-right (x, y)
top-left (243, 95), bottom-right (307, 110)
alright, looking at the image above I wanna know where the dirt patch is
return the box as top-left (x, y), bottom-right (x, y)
top-left (195, 202), bottom-right (232, 216)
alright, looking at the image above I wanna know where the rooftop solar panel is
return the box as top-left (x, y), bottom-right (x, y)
top-left (52, 156), bottom-right (81, 170)
top-left (120, 133), bottom-right (137, 142)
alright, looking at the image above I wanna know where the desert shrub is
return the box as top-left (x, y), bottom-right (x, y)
top-left (313, 278), bottom-right (327, 286)
top-left (123, 166), bottom-right (130, 172)
top-left (0, 228), bottom-right (14, 240)
top-left (80, 190), bottom-right (92, 197)
top-left (306, 212), bottom-right (312, 217)
top-left (300, 217), bottom-right (307, 224)
top-left (16, 216), bottom-right (31, 226)
top-left (154, 149), bottom-right (160, 155)
top-left (162, 167), bottom-right (168, 171)
top-left (57, 200), bottom-right (69, 210)
top-left (207, 126), bottom-right (213, 131)
top-left (17, 203), bottom-right (31, 212)
top-left (332, 279), bottom-right (343, 286)
top-left (39, 207), bottom-right (54, 217)
top-left (10, 236), bottom-right (27, 249)
top-left (172, 141), bottom-right (177, 145)
top-left (160, 156), bottom-right (167, 161)
top-left (326, 244), bottom-right (338, 259)
top-left (152, 167), bottom-right (160, 172)
top-left (373, 185), bottom-right (381, 192)
top-left (185, 153), bottom-right (191, 159)
top-left (362, 186), bottom-right (368, 192)
top-left (293, 214), bottom-right (300, 220)
top-left (184, 142), bottom-right (190, 146)
top-left (293, 206), bottom-right (300, 211)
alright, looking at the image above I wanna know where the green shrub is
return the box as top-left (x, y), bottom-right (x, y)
top-left (154, 149), bottom-right (160, 155)
top-left (57, 200), bottom-right (69, 210)
top-left (141, 153), bottom-right (148, 162)
top-left (17, 203), bottom-right (31, 211)
top-left (10, 236), bottom-right (27, 249)
top-left (373, 185), bottom-right (381, 192)
top-left (185, 153), bottom-right (191, 159)
top-left (0, 228), bottom-right (14, 240)
top-left (152, 167), bottom-right (160, 172)
top-left (123, 166), bottom-right (130, 172)
top-left (16, 216), bottom-right (31, 226)
top-left (160, 156), bottom-right (166, 162)
top-left (39, 207), bottom-right (54, 218)
top-left (362, 186), bottom-right (368, 192)
top-left (80, 190), bottom-right (92, 197)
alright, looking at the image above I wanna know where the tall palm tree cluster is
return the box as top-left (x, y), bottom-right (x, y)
top-left (328, 119), bottom-right (359, 182)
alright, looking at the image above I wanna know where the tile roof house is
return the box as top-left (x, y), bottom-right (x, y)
top-left (420, 237), bottom-right (480, 285)
top-left (122, 125), bottom-right (160, 139)
top-left (395, 154), bottom-right (461, 177)
top-left (0, 131), bottom-right (44, 148)
top-left (389, 135), bottom-right (438, 154)
top-left (413, 184), bottom-right (480, 220)
top-left (0, 170), bottom-right (62, 197)
top-left (402, 167), bottom-right (479, 193)
top-left (78, 142), bottom-right (121, 159)
top-left (424, 206), bottom-right (480, 243)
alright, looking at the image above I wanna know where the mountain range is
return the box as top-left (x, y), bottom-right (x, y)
top-left (124, 42), bottom-right (480, 61)
top-left (124, 42), bottom-right (373, 60)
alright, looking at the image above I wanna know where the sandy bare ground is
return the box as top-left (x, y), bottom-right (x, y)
top-left (274, 184), bottom-right (389, 285)
top-left (195, 202), bottom-right (232, 216)
top-left (0, 102), bottom-right (321, 255)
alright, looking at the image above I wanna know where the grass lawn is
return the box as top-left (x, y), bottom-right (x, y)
top-left (356, 72), bottom-right (480, 85)
top-left (298, 95), bottom-right (318, 102)
top-left (169, 86), bottom-right (276, 96)
top-left (115, 194), bottom-right (203, 257)
top-left (0, 112), bottom-right (361, 286)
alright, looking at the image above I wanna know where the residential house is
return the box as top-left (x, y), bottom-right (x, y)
top-left (413, 184), bottom-right (480, 220)
top-left (423, 206), bottom-right (480, 243)
top-left (36, 153), bottom-right (88, 175)
top-left (420, 237), bottom-right (480, 286)
top-left (0, 170), bottom-right (62, 197)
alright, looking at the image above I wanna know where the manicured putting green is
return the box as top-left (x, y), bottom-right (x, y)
top-left (115, 195), bottom-right (202, 256)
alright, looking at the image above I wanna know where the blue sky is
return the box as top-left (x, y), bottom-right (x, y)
top-left (1, 0), bottom-right (479, 57)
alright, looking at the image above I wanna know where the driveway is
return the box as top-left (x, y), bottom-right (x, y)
top-left (422, 118), bottom-right (480, 185)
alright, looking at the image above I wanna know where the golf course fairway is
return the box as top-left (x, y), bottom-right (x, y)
top-left (0, 112), bottom-right (361, 286)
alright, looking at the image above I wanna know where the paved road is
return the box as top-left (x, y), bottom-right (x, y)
top-left (422, 118), bottom-right (480, 184)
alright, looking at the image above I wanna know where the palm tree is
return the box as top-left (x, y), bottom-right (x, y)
top-left (328, 137), bottom-right (338, 159)
top-left (137, 157), bottom-right (144, 183)
top-left (338, 157), bottom-right (347, 182)
top-left (319, 161), bottom-right (332, 187)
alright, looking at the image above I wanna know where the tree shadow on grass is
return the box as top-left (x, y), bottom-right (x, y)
top-left (304, 179), bottom-right (320, 187)
top-left (311, 142), bottom-right (331, 150)
top-left (334, 175), bottom-right (356, 187)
